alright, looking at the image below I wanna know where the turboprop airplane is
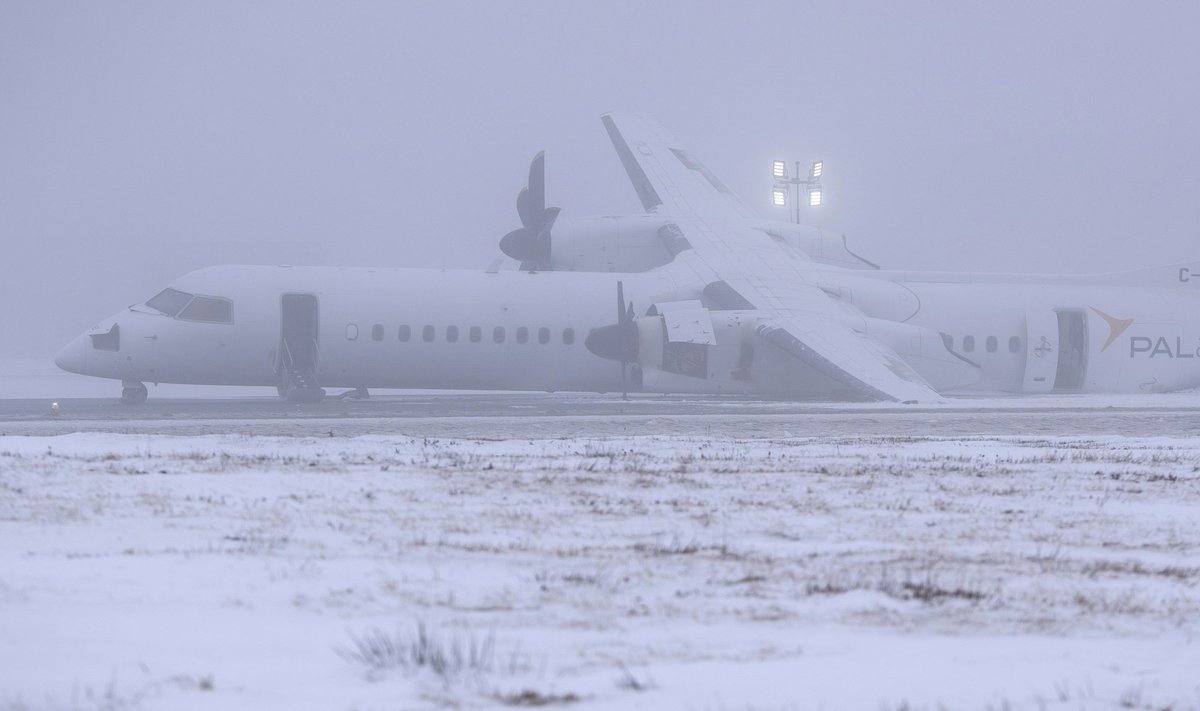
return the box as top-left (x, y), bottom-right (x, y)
top-left (55, 113), bottom-right (1200, 404)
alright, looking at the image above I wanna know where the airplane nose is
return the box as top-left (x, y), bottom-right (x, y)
top-left (54, 335), bottom-right (86, 374)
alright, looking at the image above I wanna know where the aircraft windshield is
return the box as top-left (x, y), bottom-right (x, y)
top-left (145, 288), bottom-right (194, 317)
top-left (178, 296), bottom-right (233, 324)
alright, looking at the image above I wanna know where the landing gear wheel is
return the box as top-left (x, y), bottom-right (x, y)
top-left (120, 381), bottom-right (148, 405)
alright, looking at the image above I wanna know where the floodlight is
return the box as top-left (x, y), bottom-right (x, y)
top-left (808, 189), bottom-right (822, 207)
top-left (772, 160), bottom-right (788, 179)
top-left (772, 189), bottom-right (788, 206)
top-left (810, 161), bottom-right (823, 179)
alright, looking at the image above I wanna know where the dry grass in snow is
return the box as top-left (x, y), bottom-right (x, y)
top-left (1, 432), bottom-right (1198, 710)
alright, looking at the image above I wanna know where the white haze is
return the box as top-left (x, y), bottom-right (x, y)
top-left (3, 1), bottom-right (1200, 358)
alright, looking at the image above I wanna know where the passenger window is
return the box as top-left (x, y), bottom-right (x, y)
top-left (372, 324), bottom-right (384, 341)
top-left (346, 324), bottom-right (359, 341)
top-left (563, 328), bottom-right (575, 345)
top-left (446, 325), bottom-right (459, 343)
top-left (1009, 336), bottom-right (1022, 353)
top-left (538, 327), bottom-right (550, 344)
top-left (423, 325), bottom-right (435, 342)
top-left (963, 335), bottom-right (975, 352)
top-left (516, 327), bottom-right (529, 344)
top-left (145, 288), bottom-right (194, 317)
top-left (986, 336), bottom-right (997, 353)
top-left (178, 296), bottom-right (232, 324)
top-left (469, 326), bottom-right (481, 343)
top-left (493, 326), bottom-right (505, 343)
top-left (942, 333), bottom-right (953, 351)
top-left (398, 325), bottom-right (411, 342)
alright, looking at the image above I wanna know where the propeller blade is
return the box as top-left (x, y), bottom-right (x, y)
top-left (622, 302), bottom-right (638, 362)
top-left (516, 153), bottom-right (547, 228)
top-left (499, 227), bottom-right (535, 262)
top-left (502, 152), bottom-right (559, 270)
top-left (527, 151), bottom-right (545, 216)
top-left (585, 280), bottom-right (641, 398)
top-left (535, 207), bottom-right (561, 243)
top-left (516, 186), bottom-right (535, 229)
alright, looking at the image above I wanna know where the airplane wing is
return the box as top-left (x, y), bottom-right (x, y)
top-left (602, 112), bottom-right (942, 403)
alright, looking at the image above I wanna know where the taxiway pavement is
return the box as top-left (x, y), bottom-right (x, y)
top-left (3, 392), bottom-right (1200, 438)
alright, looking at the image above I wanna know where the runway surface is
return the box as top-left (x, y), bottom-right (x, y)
top-left (4, 391), bottom-right (1200, 438)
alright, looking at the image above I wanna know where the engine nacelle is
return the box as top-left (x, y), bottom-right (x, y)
top-left (632, 307), bottom-right (762, 394)
top-left (505, 212), bottom-right (879, 275)
top-left (545, 215), bottom-right (675, 272)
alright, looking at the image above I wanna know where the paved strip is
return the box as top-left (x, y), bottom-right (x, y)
top-left (2, 393), bottom-right (1200, 438)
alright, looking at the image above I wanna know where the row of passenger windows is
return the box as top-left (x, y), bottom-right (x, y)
top-left (946, 334), bottom-right (1022, 354)
top-left (348, 324), bottom-right (577, 346)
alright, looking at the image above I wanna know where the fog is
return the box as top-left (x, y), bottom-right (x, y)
top-left (4, 1), bottom-right (1200, 358)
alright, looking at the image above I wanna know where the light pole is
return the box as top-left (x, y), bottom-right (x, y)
top-left (772, 160), bottom-right (823, 223)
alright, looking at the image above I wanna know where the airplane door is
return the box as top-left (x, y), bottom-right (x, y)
top-left (278, 293), bottom-right (323, 399)
top-left (1022, 310), bottom-right (1058, 392)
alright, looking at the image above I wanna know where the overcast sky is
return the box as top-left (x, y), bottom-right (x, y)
top-left (3, 1), bottom-right (1200, 358)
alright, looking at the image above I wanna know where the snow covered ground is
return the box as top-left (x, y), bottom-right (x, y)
top-left (2, 431), bottom-right (1199, 710)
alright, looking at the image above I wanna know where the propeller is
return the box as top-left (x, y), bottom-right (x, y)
top-left (584, 280), bottom-right (640, 397)
top-left (499, 151), bottom-right (560, 270)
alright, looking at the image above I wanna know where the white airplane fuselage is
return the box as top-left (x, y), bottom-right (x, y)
top-left (896, 272), bottom-right (1200, 394)
top-left (55, 262), bottom-right (1200, 398)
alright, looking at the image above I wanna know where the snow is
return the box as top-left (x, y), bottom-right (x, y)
top-left (2, 431), bottom-right (1199, 710)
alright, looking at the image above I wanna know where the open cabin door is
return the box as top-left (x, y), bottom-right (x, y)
top-left (278, 294), bottom-right (325, 402)
top-left (1022, 310), bottom-right (1059, 392)
top-left (1053, 309), bottom-right (1088, 391)
top-left (1023, 309), bottom-right (1089, 393)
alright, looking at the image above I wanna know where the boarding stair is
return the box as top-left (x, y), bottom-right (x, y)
top-left (278, 338), bottom-right (326, 403)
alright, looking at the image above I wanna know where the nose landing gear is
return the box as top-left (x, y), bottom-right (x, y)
top-left (120, 381), bottom-right (148, 405)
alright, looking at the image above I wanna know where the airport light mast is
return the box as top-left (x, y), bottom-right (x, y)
top-left (772, 160), bottom-right (822, 223)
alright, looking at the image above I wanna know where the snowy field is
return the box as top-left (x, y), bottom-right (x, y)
top-left (2, 430), bottom-right (1199, 710)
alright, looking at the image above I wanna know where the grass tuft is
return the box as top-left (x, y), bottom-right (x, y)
top-left (338, 622), bottom-right (495, 680)
top-left (493, 689), bottom-right (581, 706)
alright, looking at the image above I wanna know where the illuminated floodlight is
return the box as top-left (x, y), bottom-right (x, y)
top-left (810, 161), bottom-right (823, 179)
top-left (808, 189), bottom-right (822, 207)
top-left (772, 188), bottom-right (788, 206)
top-left (772, 160), bottom-right (788, 179)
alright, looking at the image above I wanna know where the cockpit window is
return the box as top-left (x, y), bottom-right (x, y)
top-left (178, 296), bottom-right (233, 324)
top-left (145, 288), bottom-right (195, 317)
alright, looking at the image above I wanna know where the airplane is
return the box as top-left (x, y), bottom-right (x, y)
top-left (54, 113), bottom-right (1200, 404)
